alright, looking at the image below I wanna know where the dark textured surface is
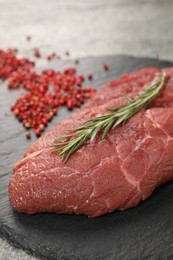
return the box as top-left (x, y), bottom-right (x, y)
top-left (1, 55), bottom-right (173, 260)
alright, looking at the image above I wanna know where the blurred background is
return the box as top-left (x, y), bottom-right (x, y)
top-left (1, 0), bottom-right (173, 64)
top-left (0, 0), bottom-right (173, 259)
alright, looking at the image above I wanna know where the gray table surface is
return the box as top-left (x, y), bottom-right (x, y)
top-left (0, 0), bottom-right (173, 259)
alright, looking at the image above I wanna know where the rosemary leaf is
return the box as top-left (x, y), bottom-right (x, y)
top-left (125, 94), bottom-right (133, 103)
top-left (102, 120), bottom-right (115, 139)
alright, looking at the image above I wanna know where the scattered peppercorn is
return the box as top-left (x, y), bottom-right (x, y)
top-left (103, 63), bottom-right (109, 70)
top-left (88, 74), bottom-right (93, 80)
top-left (33, 48), bottom-right (41, 58)
top-left (46, 52), bottom-right (58, 61)
top-left (26, 131), bottom-right (31, 139)
top-left (65, 51), bottom-right (70, 56)
top-left (75, 59), bottom-right (79, 64)
top-left (51, 52), bottom-right (56, 58)
top-left (47, 55), bottom-right (52, 61)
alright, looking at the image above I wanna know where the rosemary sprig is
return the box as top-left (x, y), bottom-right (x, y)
top-left (52, 72), bottom-right (166, 162)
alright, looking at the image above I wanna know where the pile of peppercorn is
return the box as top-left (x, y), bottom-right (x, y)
top-left (0, 49), bottom-right (96, 138)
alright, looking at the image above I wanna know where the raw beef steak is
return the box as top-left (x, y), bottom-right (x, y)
top-left (9, 67), bottom-right (173, 217)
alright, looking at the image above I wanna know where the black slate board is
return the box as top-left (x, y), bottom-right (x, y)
top-left (1, 55), bottom-right (173, 260)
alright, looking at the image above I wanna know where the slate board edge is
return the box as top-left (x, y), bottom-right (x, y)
top-left (0, 224), bottom-right (46, 260)
top-left (0, 222), bottom-right (112, 260)
top-left (67, 53), bottom-right (173, 66)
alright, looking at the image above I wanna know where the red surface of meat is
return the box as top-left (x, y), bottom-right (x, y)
top-left (9, 67), bottom-right (173, 217)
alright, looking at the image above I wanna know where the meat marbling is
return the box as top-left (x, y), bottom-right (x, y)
top-left (9, 67), bottom-right (173, 217)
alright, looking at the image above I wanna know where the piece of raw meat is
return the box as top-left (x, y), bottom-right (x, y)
top-left (9, 67), bottom-right (173, 217)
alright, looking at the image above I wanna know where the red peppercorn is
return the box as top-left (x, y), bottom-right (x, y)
top-left (76, 94), bottom-right (81, 100)
top-left (65, 51), bottom-right (70, 56)
top-left (47, 55), bottom-right (52, 61)
top-left (14, 108), bottom-right (20, 116)
top-left (26, 131), bottom-right (31, 139)
top-left (59, 98), bottom-right (65, 105)
top-left (52, 108), bottom-right (57, 115)
top-left (75, 59), bottom-right (79, 64)
top-left (79, 75), bottom-right (85, 82)
top-left (42, 118), bottom-right (48, 126)
top-left (76, 78), bottom-right (82, 86)
top-left (35, 128), bottom-right (41, 137)
top-left (18, 115), bottom-right (23, 122)
top-left (33, 48), bottom-right (41, 58)
top-left (67, 100), bottom-right (73, 110)
top-left (47, 69), bottom-right (54, 77)
top-left (88, 74), bottom-right (93, 80)
top-left (103, 63), bottom-right (109, 70)
top-left (39, 124), bottom-right (45, 132)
